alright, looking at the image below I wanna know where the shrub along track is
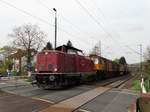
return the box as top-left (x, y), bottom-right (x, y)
top-left (117, 74), bottom-right (140, 89)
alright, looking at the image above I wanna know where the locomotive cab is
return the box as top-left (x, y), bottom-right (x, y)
top-left (89, 54), bottom-right (103, 71)
top-left (33, 45), bottom-right (94, 88)
top-left (56, 45), bottom-right (84, 55)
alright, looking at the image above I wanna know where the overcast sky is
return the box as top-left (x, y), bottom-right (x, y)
top-left (0, 0), bottom-right (148, 64)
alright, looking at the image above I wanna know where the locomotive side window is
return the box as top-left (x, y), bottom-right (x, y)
top-left (67, 49), bottom-right (77, 54)
top-left (94, 58), bottom-right (99, 64)
top-left (77, 51), bottom-right (84, 56)
top-left (91, 57), bottom-right (99, 64)
top-left (99, 58), bottom-right (102, 64)
top-left (48, 64), bottom-right (53, 71)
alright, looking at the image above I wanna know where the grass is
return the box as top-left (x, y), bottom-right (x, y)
top-left (144, 79), bottom-right (150, 92)
top-left (132, 77), bottom-right (150, 92)
top-left (132, 79), bottom-right (141, 92)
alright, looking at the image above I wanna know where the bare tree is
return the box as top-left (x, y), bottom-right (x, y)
top-left (8, 24), bottom-right (47, 71)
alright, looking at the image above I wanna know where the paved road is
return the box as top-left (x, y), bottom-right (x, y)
top-left (0, 92), bottom-right (50, 112)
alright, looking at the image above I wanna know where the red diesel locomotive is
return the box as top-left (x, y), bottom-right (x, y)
top-left (32, 45), bottom-right (128, 88)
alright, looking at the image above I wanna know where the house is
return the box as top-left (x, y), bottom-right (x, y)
top-left (8, 49), bottom-right (37, 74)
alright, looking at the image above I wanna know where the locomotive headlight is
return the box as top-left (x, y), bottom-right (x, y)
top-left (49, 75), bottom-right (55, 81)
top-left (54, 68), bottom-right (57, 72)
top-left (35, 68), bottom-right (38, 72)
top-left (45, 52), bottom-right (48, 55)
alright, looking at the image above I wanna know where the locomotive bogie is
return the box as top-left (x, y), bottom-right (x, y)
top-left (33, 72), bottom-right (96, 89)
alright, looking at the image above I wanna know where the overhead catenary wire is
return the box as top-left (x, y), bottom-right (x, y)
top-left (74, 0), bottom-right (134, 58)
top-left (36, 0), bottom-right (121, 57)
top-left (36, 0), bottom-right (112, 52)
top-left (75, 0), bottom-right (131, 54)
top-left (38, 0), bottom-right (126, 57)
top-left (1, 0), bottom-right (141, 59)
top-left (90, 0), bottom-right (144, 57)
top-left (36, 0), bottom-right (102, 44)
top-left (0, 0), bottom-right (91, 47)
top-left (0, 0), bottom-right (54, 26)
top-left (74, 0), bottom-right (117, 41)
top-left (37, 0), bottom-right (98, 38)
top-left (78, 0), bottom-right (143, 58)
top-left (126, 45), bottom-right (144, 57)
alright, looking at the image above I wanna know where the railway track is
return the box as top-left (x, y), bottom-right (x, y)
top-left (38, 75), bottom-right (133, 112)
top-left (0, 75), bottom-right (129, 89)
top-left (0, 75), bottom-right (136, 112)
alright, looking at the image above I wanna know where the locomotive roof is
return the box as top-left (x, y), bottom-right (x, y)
top-left (56, 45), bottom-right (82, 52)
top-left (90, 54), bottom-right (115, 63)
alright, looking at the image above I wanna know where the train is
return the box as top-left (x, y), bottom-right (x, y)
top-left (31, 44), bottom-right (128, 89)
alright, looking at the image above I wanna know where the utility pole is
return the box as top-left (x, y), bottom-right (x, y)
top-left (140, 44), bottom-right (142, 77)
top-left (139, 44), bottom-right (147, 93)
top-left (99, 41), bottom-right (101, 56)
top-left (53, 8), bottom-right (57, 49)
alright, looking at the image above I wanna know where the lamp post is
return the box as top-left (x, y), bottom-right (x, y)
top-left (53, 8), bottom-right (57, 49)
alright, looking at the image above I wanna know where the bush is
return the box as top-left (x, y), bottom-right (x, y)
top-left (144, 79), bottom-right (150, 92)
top-left (12, 69), bottom-right (17, 76)
top-left (0, 59), bottom-right (13, 76)
top-left (0, 68), bottom-right (6, 74)
top-left (132, 80), bottom-right (141, 91)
